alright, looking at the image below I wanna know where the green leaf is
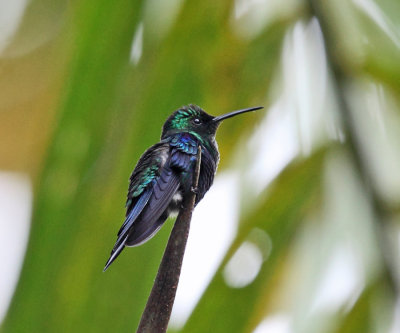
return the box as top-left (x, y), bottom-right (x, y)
top-left (1, 1), bottom-right (145, 332)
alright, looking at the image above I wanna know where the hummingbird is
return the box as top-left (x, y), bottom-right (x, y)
top-left (104, 104), bottom-right (263, 271)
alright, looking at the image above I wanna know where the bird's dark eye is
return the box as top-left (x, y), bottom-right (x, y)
top-left (193, 118), bottom-right (201, 125)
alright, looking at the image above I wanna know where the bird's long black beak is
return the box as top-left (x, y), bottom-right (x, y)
top-left (212, 106), bottom-right (263, 123)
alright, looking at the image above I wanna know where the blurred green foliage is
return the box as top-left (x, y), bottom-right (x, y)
top-left (1, 0), bottom-right (399, 332)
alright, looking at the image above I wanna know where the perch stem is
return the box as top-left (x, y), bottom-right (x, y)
top-left (136, 146), bottom-right (202, 333)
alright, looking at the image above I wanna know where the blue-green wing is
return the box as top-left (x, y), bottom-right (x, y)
top-left (125, 133), bottom-right (199, 246)
top-left (104, 133), bottom-right (203, 271)
top-left (104, 142), bottom-right (169, 270)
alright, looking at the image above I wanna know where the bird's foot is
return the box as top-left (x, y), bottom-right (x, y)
top-left (191, 186), bottom-right (198, 194)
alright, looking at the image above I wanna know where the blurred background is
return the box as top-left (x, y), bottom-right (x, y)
top-left (1, 0), bottom-right (400, 332)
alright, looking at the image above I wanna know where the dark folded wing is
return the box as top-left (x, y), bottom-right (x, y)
top-left (105, 134), bottom-right (203, 270)
top-left (118, 187), bottom-right (153, 237)
top-left (126, 134), bottom-right (198, 246)
top-left (103, 187), bottom-right (153, 271)
top-left (126, 165), bottom-right (180, 246)
top-left (104, 143), bottom-right (168, 270)
top-left (126, 142), bottom-right (169, 211)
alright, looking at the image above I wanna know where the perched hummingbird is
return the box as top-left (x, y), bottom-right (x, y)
top-left (104, 104), bottom-right (262, 271)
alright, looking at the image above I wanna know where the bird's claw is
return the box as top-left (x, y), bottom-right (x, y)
top-left (191, 186), bottom-right (198, 194)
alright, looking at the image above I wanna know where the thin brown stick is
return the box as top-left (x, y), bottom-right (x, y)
top-left (136, 146), bottom-right (202, 333)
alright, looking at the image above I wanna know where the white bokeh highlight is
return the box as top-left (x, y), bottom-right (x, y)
top-left (253, 313), bottom-right (292, 333)
top-left (170, 172), bottom-right (240, 329)
top-left (223, 241), bottom-right (263, 288)
top-left (245, 102), bottom-right (299, 196)
top-left (0, 0), bottom-right (28, 54)
top-left (309, 245), bottom-right (364, 314)
top-left (130, 23), bottom-right (143, 65)
top-left (0, 172), bottom-right (32, 324)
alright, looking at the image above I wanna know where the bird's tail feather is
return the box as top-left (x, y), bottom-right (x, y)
top-left (103, 234), bottom-right (128, 272)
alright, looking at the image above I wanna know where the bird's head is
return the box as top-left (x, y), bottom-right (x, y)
top-left (161, 104), bottom-right (263, 141)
